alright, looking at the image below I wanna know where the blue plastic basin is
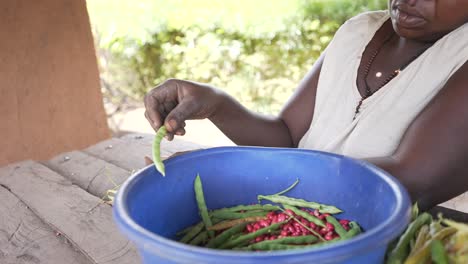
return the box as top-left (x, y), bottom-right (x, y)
top-left (113, 146), bottom-right (411, 264)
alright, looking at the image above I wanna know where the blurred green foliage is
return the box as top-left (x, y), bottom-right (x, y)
top-left (91, 0), bottom-right (387, 114)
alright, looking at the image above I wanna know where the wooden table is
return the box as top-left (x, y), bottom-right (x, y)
top-left (1, 133), bottom-right (467, 264)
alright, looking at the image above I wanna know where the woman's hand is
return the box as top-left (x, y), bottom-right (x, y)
top-left (144, 79), bottom-right (223, 140)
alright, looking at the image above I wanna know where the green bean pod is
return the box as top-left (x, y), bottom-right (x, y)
top-left (431, 240), bottom-right (449, 264)
top-left (245, 243), bottom-right (315, 251)
top-left (194, 175), bottom-right (214, 238)
top-left (411, 203), bottom-right (419, 222)
top-left (326, 215), bottom-right (348, 238)
top-left (409, 239), bottom-right (415, 252)
top-left (410, 225), bottom-right (429, 256)
top-left (247, 235), bottom-right (318, 249)
top-left (237, 237), bottom-right (343, 251)
top-left (219, 221), bottom-right (287, 249)
top-left (208, 216), bottom-right (265, 231)
top-left (206, 223), bottom-right (248, 248)
top-left (272, 178), bottom-right (299, 196)
top-left (404, 227), bottom-right (456, 264)
top-left (278, 207), bottom-right (325, 241)
top-left (189, 231), bottom-right (208, 246)
top-left (178, 218), bottom-right (224, 243)
top-left (211, 211), bottom-right (269, 220)
top-left (443, 218), bottom-right (468, 233)
top-left (309, 237), bottom-right (342, 248)
top-left (242, 237), bottom-right (343, 251)
top-left (386, 212), bottom-right (432, 264)
top-left (152, 126), bottom-right (167, 176)
top-left (343, 221), bottom-right (362, 239)
top-left (179, 221), bottom-right (204, 243)
top-left (257, 195), bottom-right (342, 214)
top-left (176, 222), bottom-right (198, 237)
top-left (212, 204), bottom-right (281, 214)
top-left (429, 221), bottom-right (443, 237)
top-left (283, 205), bottom-right (325, 227)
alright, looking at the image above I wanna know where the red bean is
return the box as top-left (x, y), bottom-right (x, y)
top-left (285, 209), bottom-right (294, 216)
top-left (280, 230), bottom-right (288, 237)
top-left (320, 227), bottom-right (328, 235)
top-left (313, 210), bottom-right (320, 217)
top-left (277, 214), bottom-right (287, 222)
top-left (326, 222), bottom-right (335, 231)
top-left (339, 219), bottom-right (350, 225)
top-left (255, 235), bottom-right (265, 242)
top-left (259, 220), bottom-right (269, 227)
top-left (309, 222), bottom-right (316, 229)
top-left (246, 224), bottom-right (253, 232)
top-left (266, 212), bottom-right (275, 219)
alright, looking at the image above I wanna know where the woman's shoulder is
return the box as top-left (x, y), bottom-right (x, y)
top-left (327, 11), bottom-right (389, 51)
top-left (333, 10), bottom-right (389, 37)
top-left (343, 10), bottom-right (389, 28)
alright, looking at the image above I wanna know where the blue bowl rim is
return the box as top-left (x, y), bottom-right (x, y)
top-left (113, 146), bottom-right (411, 262)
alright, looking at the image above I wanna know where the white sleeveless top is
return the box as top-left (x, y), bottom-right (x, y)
top-left (298, 11), bottom-right (468, 159)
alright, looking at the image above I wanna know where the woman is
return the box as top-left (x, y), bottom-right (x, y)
top-left (143, 0), bottom-right (468, 210)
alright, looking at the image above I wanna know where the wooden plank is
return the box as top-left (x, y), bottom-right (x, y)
top-left (83, 138), bottom-right (149, 172)
top-left (120, 133), bottom-right (207, 161)
top-left (120, 133), bottom-right (207, 157)
top-left (0, 161), bottom-right (140, 264)
top-left (44, 151), bottom-right (131, 198)
top-left (0, 186), bottom-right (90, 264)
top-left (85, 135), bottom-right (206, 172)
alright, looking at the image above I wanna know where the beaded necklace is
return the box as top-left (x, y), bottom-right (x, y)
top-left (353, 32), bottom-right (432, 120)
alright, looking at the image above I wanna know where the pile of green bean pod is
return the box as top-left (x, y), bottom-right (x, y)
top-left (175, 176), bottom-right (363, 251)
top-left (385, 204), bottom-right (468, 264)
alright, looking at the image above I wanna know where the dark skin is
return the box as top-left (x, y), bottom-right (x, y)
top-left (144, 0), bottom-right (468, 210)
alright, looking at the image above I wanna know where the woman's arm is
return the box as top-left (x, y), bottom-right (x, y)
top-left (367, 61), bottom-right (468, 210)
top-left (144, 55), bottom-right (324, 147)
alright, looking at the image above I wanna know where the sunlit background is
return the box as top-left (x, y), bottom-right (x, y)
top-left (86, 0), bottom-right (386, 144)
